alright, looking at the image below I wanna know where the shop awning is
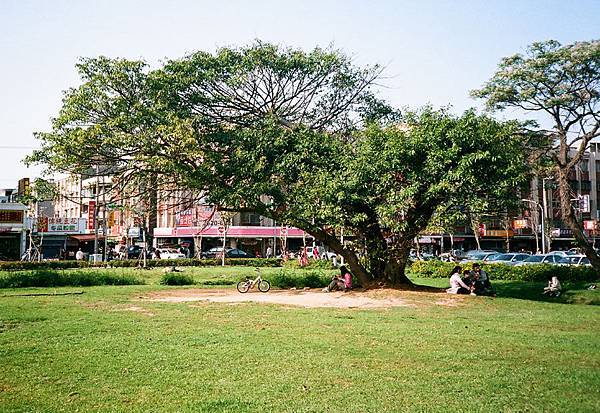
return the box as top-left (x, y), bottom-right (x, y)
top-left (69, 234), bottom-right (105, 242)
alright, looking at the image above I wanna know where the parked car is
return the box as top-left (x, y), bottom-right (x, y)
top-left (486, 253), bottom-right (530, 265)
top-left (464, 249), bottom-right (497, 258)
top-left (556, 255), bottom-right (591, 266)
top-left (460, 251), bottom-right (500, 264)
top-left (514, 254), bottom-right (562, 266)
top-left (156, 248), bottom-right (186, 259)
top-left (126, 245), bottom-right (144, 259)
top-left (306, 246), bottom-right (337, 259)
top-left (201, 247), bottom-right (255, 259)
top-left (548, 250), bottom-right (570, 257)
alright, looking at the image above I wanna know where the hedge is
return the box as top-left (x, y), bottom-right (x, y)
top-left (262, 269), bottom-right (334, 289)
top-left (159, 273), bottom-right (195, 286)
top-left (408, 260), bottom-right (600, 282)
top-left (0, 270), bottom-right (144, 288)
top-left (0, 258), bottom-right (282, 271)
top-left (282, 259), bottom-right (337, 270)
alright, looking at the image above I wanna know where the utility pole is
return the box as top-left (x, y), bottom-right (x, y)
top-left (542, 177), bottom-right (551, 253)
top-left (93, 165), bottom-right (99, 260)
top-left (522, 199), bottom-right (545, 254)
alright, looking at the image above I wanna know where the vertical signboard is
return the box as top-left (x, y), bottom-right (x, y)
top-left (88, 201), bottom-right (96, 230)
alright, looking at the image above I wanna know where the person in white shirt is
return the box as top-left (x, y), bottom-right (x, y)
top-left (75, 248), bottom-right (85, 261)
top-left (446, 265), bottom-right (471, 294)
top-left (543, 276), bottom-right (562, 297)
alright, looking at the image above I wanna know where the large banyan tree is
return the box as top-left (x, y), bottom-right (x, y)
top-left (29, 42), bottom-right (532, 286)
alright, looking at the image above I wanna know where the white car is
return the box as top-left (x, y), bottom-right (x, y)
top-left (306, 247), bottom-right (337, 259)
top-left (556, 255), bottom-right (591, 266)
top-left (156, 248), bottom-right (186, 259)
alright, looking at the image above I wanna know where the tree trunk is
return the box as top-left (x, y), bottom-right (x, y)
top-left (557, 169), bottom-right (600, 271)
top-left (382, 238), bottom-right (413, 285)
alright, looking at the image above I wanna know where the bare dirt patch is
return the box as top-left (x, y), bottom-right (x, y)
top-left (142, 288), bottom-right (455, 309)
top-left (115, 305), bottom-right (156, 317)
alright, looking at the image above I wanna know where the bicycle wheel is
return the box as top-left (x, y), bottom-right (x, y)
top-left (258, 280), bottom-right (271, 292)
top-left (237, 280), bottom-right (251, 293)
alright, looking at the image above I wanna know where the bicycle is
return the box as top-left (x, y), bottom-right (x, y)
top-left (237, 268), bottom-right (271, 293)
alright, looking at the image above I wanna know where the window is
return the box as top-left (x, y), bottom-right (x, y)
top-left (581, 181), bottom-right (592, 191)
top-left (580, 159), bottom-right (589, 172)
top-left (240, 212), bottom-right (262, 226)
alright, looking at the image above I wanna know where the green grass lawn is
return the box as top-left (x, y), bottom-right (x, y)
top-left (1, 267), bottom-right (599, 412)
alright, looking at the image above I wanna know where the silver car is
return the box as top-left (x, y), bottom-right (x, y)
top-left (514, 254), bottom-right (562, 266)
top-left (460, 251), bottom-right (500, 264)
top-left (487, 253), bottom-right (530, 266)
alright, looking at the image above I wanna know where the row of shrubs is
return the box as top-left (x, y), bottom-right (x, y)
top-left (0, 258), bottom-right (283, 271)
top-left (408, 260), bottom-right (600, 282)
top-left (160, 268), bottom-right (335, 288)
top-left (0, 270), bottom-right (144, 289)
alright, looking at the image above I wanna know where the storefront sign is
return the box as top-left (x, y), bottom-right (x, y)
top-left (484, 229), bottom-right (514, 238)
top-left (87, 201), bottom-right (96, 230)
top-left (127, 227), bottom-right (141, 238)
top-left (176, 209), bottom-right (195, 227)
top-left (513, 219), bottom-right (528, 229)
top-left (0, 210), bottom-right (24, 224)
top-left (35, 217), bottom-right (87, 234)
top-left (551, 228), bottom-right (573, 237)
top-left (584, 220), bottom-right (596, 231)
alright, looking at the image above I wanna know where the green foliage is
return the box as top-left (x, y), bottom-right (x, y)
top-left (29, 42), bottom-right (537, 284)
top-left (0, 261), bottom-right (88, 271)
top-left (282, 259), bottom-right (337, 270)
top-left (472, 40), bottom-right (600, 113)
top-left (408, 260), bottom-right (599, 282)
top-left (472, 39), bottom-right (600, 272)
top-left (263, 269), bottom-right (332, 289)
top-left (159, 272), bottom-right (195, 286)
top-left (0, 258), bottom-right (282, 272)
top-left (0, 270), bottom-right (143, 288)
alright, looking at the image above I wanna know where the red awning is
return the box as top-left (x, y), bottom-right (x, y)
top-left (69, 234), bottom-right (105, 241)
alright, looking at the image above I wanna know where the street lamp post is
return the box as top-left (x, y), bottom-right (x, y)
top-left (522, 199), bottom-right (545, 254)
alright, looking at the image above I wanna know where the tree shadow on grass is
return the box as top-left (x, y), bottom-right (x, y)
top-left (494, 281), bottom-right (600, 306)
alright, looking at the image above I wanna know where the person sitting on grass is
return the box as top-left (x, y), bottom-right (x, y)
top-left (323, 266), bottom-right (353, 292)
top-left (470, 263), bottom-right (496, 296)
top-left (341, 266), bottom-right (352, 291)
top-left (543, 276), bottom-right (562, 297)
top-left (446, 265), bottom-right (471, 295)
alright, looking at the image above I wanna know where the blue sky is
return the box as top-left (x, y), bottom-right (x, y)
top-left (1, 0), bottom-right (599, 185)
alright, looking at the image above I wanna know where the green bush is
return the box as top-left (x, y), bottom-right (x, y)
top-left (0, 261), bottom-right (89, 271)
top-left (408, 260), bottom-right (599, 282)
top-left (159, 273), bottom-right (195, 286)
top-left (0, 257), bottom-right (282, 272)
top-left (0, 269), bottom-right (144, 288)
top-left (262, 269), bottom-right (334, 289)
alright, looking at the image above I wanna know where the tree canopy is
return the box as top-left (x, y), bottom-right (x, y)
top-left (29, 42), bottom-right (533, 286)
top-left (472, 39), bottom-right (600, 270)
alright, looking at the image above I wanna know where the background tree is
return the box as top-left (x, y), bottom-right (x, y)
top-left (25, 57), bottom-right (198, 240)
top-left (473, 39), bottom-right (600, 269)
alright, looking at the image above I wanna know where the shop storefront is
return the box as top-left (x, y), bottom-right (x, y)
top-left (0, 205), bottom-right (27, 260)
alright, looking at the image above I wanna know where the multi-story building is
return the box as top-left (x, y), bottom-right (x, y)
top-left (0, 188), bottom-right (28, 260)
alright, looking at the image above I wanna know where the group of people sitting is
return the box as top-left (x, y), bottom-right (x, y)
top-left (447, 263), bottom-right (496, 296)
